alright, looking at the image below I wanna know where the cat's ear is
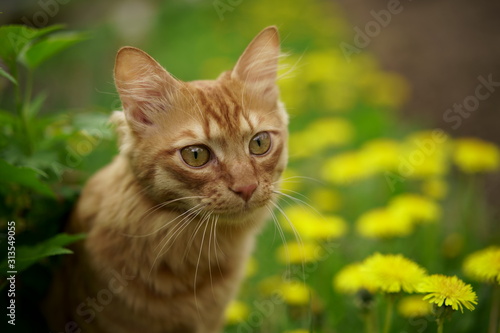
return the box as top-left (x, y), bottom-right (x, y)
top-left (231, 26), bottom-right (280, 102)
top-left (114, 47), bottom-right (180, 134)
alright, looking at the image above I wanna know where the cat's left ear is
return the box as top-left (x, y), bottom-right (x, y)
top-left (231, 26), bottom-right (280, 102)
top-left (114, 47), bottom-right (181, 135)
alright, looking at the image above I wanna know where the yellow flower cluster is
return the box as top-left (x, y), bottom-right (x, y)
top-left (463, 246), bottom-right (500, 284)
top-left (320, 130), bottom-right (499, 185)
top-left (356, 193), bottom-right (440, 239)
top-left (335, 254), bottom-right (478, 315)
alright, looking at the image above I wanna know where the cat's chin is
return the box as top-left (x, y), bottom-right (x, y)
top-left (212, 204), bottom-right (270, 227)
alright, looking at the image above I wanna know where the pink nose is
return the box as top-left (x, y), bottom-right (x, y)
top-left (231, 184), bottom-right (258, 202)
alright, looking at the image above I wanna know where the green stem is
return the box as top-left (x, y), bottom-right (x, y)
top-left (437, 318), bottom-right (444, 333)
top-left (364, 309), bottom-right (376, 333)
top-left (382, 295), bottom-right (395, 333)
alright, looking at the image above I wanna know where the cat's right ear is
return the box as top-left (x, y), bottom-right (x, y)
top-left (114, 47), bottom-right (180, 134)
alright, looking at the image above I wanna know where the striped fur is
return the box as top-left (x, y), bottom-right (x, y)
top-left (45, 27), bottom-right (288, 333)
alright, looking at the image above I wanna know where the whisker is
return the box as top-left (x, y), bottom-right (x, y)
top-left (194, 218), bottom-right (210, 319)
top-left (270, 201), bottom-right (306, 282)
top-left (266, 204), bottom-right (291, 278)
top-left (273, 190), bottom-right (323, 217)
top-left (122, 199), bottom-right (205, 238)
top-left (148, 206), bottom-right (204, 278)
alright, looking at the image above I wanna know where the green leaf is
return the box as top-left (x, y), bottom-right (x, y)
top-left (0, 233), bottom-right (86, 274)
top-left (0, 24), bottom-right (64, 72)
top-left (0, 66), bottom-right (17, 85)
top-left (0, 159), bottom-right (54, 197)
top-left (20, 31), bottom-right (88, 70)
top-left (26, 92), bottom-right (47, 119)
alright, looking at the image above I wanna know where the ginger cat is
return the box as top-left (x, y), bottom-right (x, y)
top-left (45, 26), bottom-right (288, 333)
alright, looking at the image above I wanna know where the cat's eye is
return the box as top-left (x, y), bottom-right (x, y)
top-left (249, 132), bottom-right (271, 155)
top-left (180, 145), bottom-right (211, 167)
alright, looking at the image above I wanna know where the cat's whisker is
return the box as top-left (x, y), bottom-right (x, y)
top-left (273, 190), bottom-right (322, 217)
top-left (183, 211), bottom-right (212, 261)
top-left (273, 175), bottom-right (323, 185)
top-left (194, 217), bottom-right (211, 319)
top-left (207, 216), bottom-right (215, 299)
top-left (266, 204), bottom-right (292, 278)
top-left (148, 206), bottom-right (205, 278)
top-left (212, 215), bottom-right (226, 283)
top-left (123, 197), bottom-right (205, 237)
top-left (270, 200), bottom-right (306, 282)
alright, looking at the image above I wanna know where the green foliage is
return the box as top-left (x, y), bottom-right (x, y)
top-left (0, 24), bottom-right (98, 329)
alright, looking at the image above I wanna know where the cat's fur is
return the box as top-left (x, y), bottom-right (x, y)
top-left (45, 26), bottom-right (288, 333)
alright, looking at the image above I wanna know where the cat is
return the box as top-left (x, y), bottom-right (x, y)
top-left (44, 26), bottom-right (288, 333)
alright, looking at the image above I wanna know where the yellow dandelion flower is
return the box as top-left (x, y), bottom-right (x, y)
top-left (334, 262), bottom-right (377, 294)
top-left (276, 241), bottom-right (323, 264)
top-left (418, 275), bottom-right (478, 313)
top-left (361, 138), bottom-right (401, 172)
top-left (281, 206), bottom-right (347, 240)
top-left (388, 193), bottom-right (441, 224)
top-left (258, 276), bottom-right (311, 306)
top-left (453, 138), bottom-right (500, 173)
top-left (322, 151), bottom-right (377, 184)
top-left (398, 295), bottom-right (432, 318)
top-left (463, 246), bottom-right (500, 284)
top-left (289, 118), bottom-right (354, 158)
top-left (280, 280), bottom-right (311, 305)
top-left (399, 130), bottom-right (450, 178)
top-left (363, 253), bottom-right (427, 293)
top-left (356, 208), bottom-right (414, 239)
top-left (225, 300), bottom-right (249, 324)
top-left (421, 178), bottom-right (448, 200)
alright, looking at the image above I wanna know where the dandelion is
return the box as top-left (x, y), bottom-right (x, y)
top-left (225, 300), bottom-right (249, 324)
top-left (259, 276), bottom-right (311, 306)
top-left (463, 246), bottom-right (500, 284)
top-left (398, 295), bottom-right (432, 318)
top-left (322, 151), bottom-right (377, 185)
top-left (453, 138), bottom-right (500, 173)
top-left (280, 280), bottom-right (311, 305)
top-left (334, 262), bottom-right (377, 294)
top-left (281, 206), bottom-right (347, 240)
top-left (363, 253), bottom-right (427, 293)
top-left (276, 241), bottom-right (323, 264)
top-left (388, 193), bottom-right (441, 224)
top-left (400, 131), bottom-right (450, 178)
top-left (361, 138), bottom-right (401, 173)
top-left (288, 118), bottom-right (354, 158)
top-left (356, 208), bottom-right (414, 239)
top-left (418, 275), bottom-right (478, 313)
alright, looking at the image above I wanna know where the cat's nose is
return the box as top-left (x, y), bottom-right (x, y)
top-left (230, 184), bottom-right (258, 202)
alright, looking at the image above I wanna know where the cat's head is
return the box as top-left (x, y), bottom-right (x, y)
top-left (113, 26), bottom-right (288, 223)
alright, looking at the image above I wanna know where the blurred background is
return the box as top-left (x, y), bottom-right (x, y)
top-left (1, 0), bottom-right (499, 332)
